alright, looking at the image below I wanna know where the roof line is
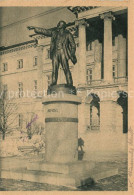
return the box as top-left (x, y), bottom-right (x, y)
top-left (0, 7), bottom-right (66, 29)
top-left (0, 40), bottom-right (36, 51)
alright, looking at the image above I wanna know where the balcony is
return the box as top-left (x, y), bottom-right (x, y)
top-left (86, 77), bottom-right (128, 86)
top-left (87, 125), bottom-right (100, 131)
top-left (87, 79), bottom-right (103, 86)
top-left (114, 77), bottom-right (128, 84)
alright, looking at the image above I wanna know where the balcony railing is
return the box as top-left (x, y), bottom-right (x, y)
top-left (114, 76), bottom-right (128, 84)
top-left (87, 125), bottom-right (100, 131)
top-left (86, 77), bottom-right (128, 86)
top-left (87, 79), bottom-right (103, 85)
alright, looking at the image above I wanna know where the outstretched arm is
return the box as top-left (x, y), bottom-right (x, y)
top-left (27, 26), bottom-right (52, 37)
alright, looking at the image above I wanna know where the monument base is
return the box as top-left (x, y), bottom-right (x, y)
top-left (0, 85), bottom-right (118, 188)
top-left (47, 84), bottom-right (77, 95)
top-left (0, 158), bottom-right (118, 188)
top-left (27, 160), bottom-right (95, 175)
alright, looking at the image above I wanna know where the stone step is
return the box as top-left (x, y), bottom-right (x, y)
top-left (0, 157), bottom-right (30, 170)
top-left (79, 167), bottom-right (118, 185)
top-left (0, 165), bottom-right (118, 188)
top-left (27, 160), bottom-right (95, 174)
top-left (1, 169), bottom-right (79, 187)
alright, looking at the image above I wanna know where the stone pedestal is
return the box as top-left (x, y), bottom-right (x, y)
top-left (43, 89), bottom-right (81, 163)
top-left (47, 84), bottom-right (77, 95)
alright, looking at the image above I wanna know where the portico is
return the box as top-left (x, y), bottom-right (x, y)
top-left (71, 7), bottom-right (128, 87)
top-left (68, 6), bottom-right (128, 156)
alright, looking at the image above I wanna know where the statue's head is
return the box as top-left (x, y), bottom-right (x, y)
top-left (57, 21), bottom-right (66, 30)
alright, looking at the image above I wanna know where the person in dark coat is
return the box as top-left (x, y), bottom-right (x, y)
top-left (78, 137), bottom-right (84, 152)
top-left (27, 21), bottom-right (77, 86)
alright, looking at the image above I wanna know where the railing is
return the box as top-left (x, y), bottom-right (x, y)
top-left (87, 125), bottom-right (100, 131)
top-left (87, 79), bottom-right (103, 85)
top-left (114, 76), bottom-right (128, 84)
top-left (86, 77), bottom-right (128, 86)
top-left (91, 125), bottom-right (100, 130)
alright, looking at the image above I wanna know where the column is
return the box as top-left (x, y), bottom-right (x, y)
top-left (76, 19), bottom-right (87, 85)
top-left (117, 34), bottom-right (127, 77)
top-left (99, 91), bottom-right (119, 133)
top-left (85, 103), bottom-right (91, 128)
top-left (37, 46), bottom-right (44, 91)
top-left (94, 39), bottom-right (102, 80)
top-left (78, 101), bottom-right (86, 135)
top-left (100, 12), bottom-right (115, 83)
top-left (100, 100), bottom-right (117, 132)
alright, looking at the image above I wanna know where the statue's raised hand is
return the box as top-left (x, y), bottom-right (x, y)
top-left (27, 26), bottom-right (35, 30)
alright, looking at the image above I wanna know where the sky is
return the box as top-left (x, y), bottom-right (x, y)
top-left (0, 7), bottom-right (76, 47)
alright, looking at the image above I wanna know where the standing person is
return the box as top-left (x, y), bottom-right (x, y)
top-left (78, 137), bottom-right (84, 152)
top-left (27, 21), bottom-right (77, 86)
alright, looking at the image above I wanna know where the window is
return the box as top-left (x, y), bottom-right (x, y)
top-left (18, 114), bottom-right (23, 128)
top-left (46, 49), bottom-right (50, 59)
top-left (2, 63), bottom-right (8, 72)
top-left (47, 75), bottom-right (51, 86)
top-left (86, 69), bottom-right (92, 83)
top-left (87, 42), bottom-right (92, 51)
top-left (18, 82), bottom-right (23, 98)
top-left (17, 59), bottom-right (23, 69)
top-left (3, 84), bottom-right (8, 98)
top-left (33, 56), bottom-right (38, 66)
top-left (34, 80), bottom-right (38, 96)
top-left (90, 105), bottom-right (100, 130)
top-left (113, 65), bottom-right (117, 78)
top-left (112, 38), bottom-right (115, 46)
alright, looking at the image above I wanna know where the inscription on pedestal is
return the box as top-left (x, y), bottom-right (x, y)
top-left (45, 117), bottom-right (78, 123)
top-left (47, 109), bottom-right (58, 113)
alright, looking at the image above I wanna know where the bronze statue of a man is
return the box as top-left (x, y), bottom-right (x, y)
top-left (27, 21), bottom-right (77, 86)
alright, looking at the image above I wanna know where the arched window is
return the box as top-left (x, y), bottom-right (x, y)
top-left (117, 91), bottom-right (128, 133)
top-left (85, 93), bottom-right (100, 131)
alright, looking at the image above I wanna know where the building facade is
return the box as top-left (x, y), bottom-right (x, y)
top-left (0, 6), bottom-right (128, 160)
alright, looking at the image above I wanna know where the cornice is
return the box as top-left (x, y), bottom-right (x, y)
top-left (100, 12), bottom-right (115, 21)
top-left (0, 41), bottom-right (36, 56)
top-left (29, 34), bottom-right (46, 40)
top-left (0, 68), bottom-right (37, 77)
top-left (77, 81), bottom-right (128, 91)
top-left (68, 6), bottom-right (99, 17)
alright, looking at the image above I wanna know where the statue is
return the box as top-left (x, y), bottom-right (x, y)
top-left (27, 21), bottom-right (77, 87)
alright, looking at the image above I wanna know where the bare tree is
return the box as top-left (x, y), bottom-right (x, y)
top-left (20, 112), bottom-right (44, 140)
top-left (0, 86), bottom-right (18, 140)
